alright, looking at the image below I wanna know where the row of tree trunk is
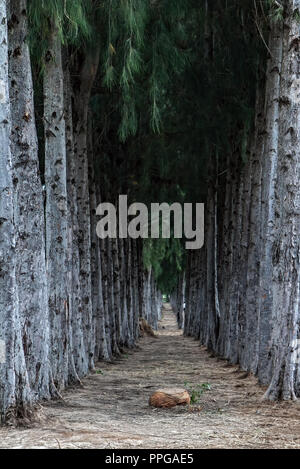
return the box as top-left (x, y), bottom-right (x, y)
top-left (0, 0), bottom-right (161, 423)
top-left (172, 3), bottom-right (300, 400)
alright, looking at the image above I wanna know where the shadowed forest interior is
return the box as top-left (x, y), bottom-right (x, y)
top-left (0, 0), bottom-right (300, 436)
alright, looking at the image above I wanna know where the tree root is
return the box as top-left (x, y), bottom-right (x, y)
top-left (3, 403), bottom-right (46, 428)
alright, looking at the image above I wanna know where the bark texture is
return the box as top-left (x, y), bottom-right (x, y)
top-left (8, 0), bottom-right (51, 399)
top-left (0, 0), bottom-right (33, 422)
top-left (44, 26), bottom-right (69, 390)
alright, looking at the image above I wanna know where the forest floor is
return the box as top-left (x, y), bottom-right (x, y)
top-left (1, 305), bottom-right (300, 449)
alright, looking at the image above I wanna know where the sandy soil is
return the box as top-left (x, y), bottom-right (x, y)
top-left (0, 305), bottom-right (300, 449)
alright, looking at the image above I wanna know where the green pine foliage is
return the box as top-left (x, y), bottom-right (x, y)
top-left (143, 238), bottom-right (184, 294)
top-left (28, 0), bottom-right (91, 71)
top-left (98, 0), bottom-right (190, 140)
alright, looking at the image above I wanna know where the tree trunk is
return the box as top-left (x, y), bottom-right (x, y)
top-left (125, 238), bottom-right (135, 348)
top-left (64, 56), bottom-right (86, 382)
top-left (8, 0), bottom-right (52, 398)
top-left (244, 84), bottom-right (264, 374)
top-left (100, 237), bottom-right (113, 359)
top-left (216, 155), bottom-right (232, 356)
top-left (0, 0), bottom-right (33, 422)
top-left (44, 26), bottom-right (69, 390)
top-left (226, 160), bottom-right (243, 363)
top-left (264, 2), bottom-right (300, 400)
top-left (73, 48), bottom-right (100, 370)
top-left (88, 129), bottom-right (109, 361)
top-left (257, 20), bottom-right (283, 386)
top-left (238, 156), bottom-right (252, 370)
top-left (119, 237), bottom-right (130, 347)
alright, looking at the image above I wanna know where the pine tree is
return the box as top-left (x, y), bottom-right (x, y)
top-left (8, 0), bottom-right (52, 399)
top-left (0, 0), bottom-right (33, 423)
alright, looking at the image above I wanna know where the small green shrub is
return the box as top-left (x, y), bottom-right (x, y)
top-left (184, 382), bottom-right (211, 405)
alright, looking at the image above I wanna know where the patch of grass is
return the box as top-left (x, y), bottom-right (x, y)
top-left (95, 369), bottom-right (104, 375)
top-left (184, 381), bottom-right (211, 405)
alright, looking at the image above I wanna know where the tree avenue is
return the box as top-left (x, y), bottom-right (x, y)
top-left (0, 0), bottom-right (299, 423)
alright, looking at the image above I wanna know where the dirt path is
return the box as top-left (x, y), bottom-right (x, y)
top-left (1, 306), bottom-right (300, 449)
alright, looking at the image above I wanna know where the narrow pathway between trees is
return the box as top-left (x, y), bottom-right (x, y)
top-left (1, 306), bottom-right (300, 449)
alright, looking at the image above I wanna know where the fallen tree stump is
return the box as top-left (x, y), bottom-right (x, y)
top-left (149, 388), bottom-right (190, 408)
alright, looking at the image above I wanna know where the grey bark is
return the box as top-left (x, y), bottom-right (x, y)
top-left (216, 156), bottom-right (232, 356)
top-left (112, 235), bottom-right (123, 348)
top-left (119, 238), bottom-right (130, 346)
top-left (238, 156), bottom-right (252, 370)
top-left (264, 1), bottom-right (300, 400)
top-left (244, 85), bottom-right (264, 374)
top-left (73, 49), bottom-right (100, 371)
top-left (100, 237), bottom-right (113, 359)
top-left (257, 21), bottom-right (283, 385)
top-left (125, 238), bottom-right (135, 348)
top-left (0, 0), bottom-right (33, 422)
top-left (64, 58), bottom-right (86, 381)
top-left (88, 136), bottom-right (109, 360)
top-left (225, 161), bottom-right (243, 363)
top-left (8, 0), bottom-right (52, 398)
top-left (44, 27), bottom-right (69, 390)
